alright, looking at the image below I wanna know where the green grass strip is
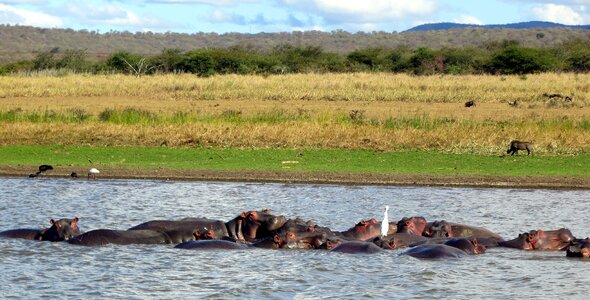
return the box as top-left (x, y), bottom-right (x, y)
top-left (1, 145), bottom-right (589, 177)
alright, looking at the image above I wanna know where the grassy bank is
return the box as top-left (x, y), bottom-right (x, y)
top-left (1, 145), bottom-right (588, 178)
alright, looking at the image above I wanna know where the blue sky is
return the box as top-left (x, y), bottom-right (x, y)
top-left (0, 0), bottom-right (588, 33)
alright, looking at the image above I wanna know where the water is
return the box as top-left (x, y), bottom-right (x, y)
top-left (0, 178), bottom-right (588, 299)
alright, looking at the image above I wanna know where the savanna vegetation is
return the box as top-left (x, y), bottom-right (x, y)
top-left (0, 73), bottom-right (588, 156)
top-left (1, 39), bottom-right (590, 76)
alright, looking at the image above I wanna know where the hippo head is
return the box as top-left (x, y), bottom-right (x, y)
top-left (445, 238), bottom-right (486, 255)
top-left (321, 238), bottom-right (343, 250)
top-left (193, 226), bottom-right (216, 240)
top-left (566, 238), bottom-right (590, 258)
top-left (530, 228), bottom-right (575, 251)
top-left (241, 209), bottom-right (288, 242)
top-left (423, 220), bottom-right (453, 238)
top-left (397, 216), bottom-right (427, 236)
top-left (40, 217), bottom-right (81, 241)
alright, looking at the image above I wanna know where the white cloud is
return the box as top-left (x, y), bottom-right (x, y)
top-left (145, 0), bottom-right (246, 5)
top-left (280, 0), bottom-right (437, 24)
top-left (209, 9), bottom-right (246, 24)
top-left (454, 15), bottom-right (483, 25)
top-left (66, 3), bottom-right (159, 27)
top-left (0, 0), bottom-right (47, 4)
top-left (0, 3), bottom-right (62, 27)
top-left (531, 3), bottom-right (589, 24)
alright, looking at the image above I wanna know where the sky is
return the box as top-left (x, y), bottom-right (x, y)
top-left (0, 0), bottom-right (588, 34)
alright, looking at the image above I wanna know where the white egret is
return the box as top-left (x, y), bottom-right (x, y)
top-left (381, 205), bottom-right (389, 238)
top-left (88, 168), bottom-right (100, 180)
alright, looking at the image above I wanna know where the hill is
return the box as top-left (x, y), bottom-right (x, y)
top-left (0, 24), bottom-right (589, 63)
top-left (406, 21), bottom-right (590, 32)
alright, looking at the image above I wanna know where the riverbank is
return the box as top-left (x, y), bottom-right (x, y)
top-left (1, 145), bottom-right (588, 189)
top-left (1, 165), bottom-right (589, 189)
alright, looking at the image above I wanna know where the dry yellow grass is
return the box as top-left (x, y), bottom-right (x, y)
top-left (1, 73), bottom-right (589, 154)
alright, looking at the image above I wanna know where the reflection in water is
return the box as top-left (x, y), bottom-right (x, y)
top-left (0, 178), bottom-right (589, 298)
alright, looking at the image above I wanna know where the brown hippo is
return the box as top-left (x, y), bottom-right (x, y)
top-left (273, 218), bottom-right (335, 249)
top-left (423, 220), bottom-right (453, 238)
top-left (374, 233), bottom-right (428, 250)
top-left (128, 218), bottom-right (228, 243)
top-left (499, 228), bottom-right (574, 250)
top-left (174, 240), bottom-right (247, 250)
top-left (447, 222), bottom-right (504, 247)
top-left (402, 244), bottom-right (468, 259)
top-left (0, 217), bottom-right (81, 242)
top-left (507, 140), bottom-right (533, 156)
top-left (444, 238), bottom-right (486, 254)
top-left (335, 218), bottom-right (396, 241)
top-left (68, 229), bottom-right (172, 246)
top-left (397, 216), bottom-right (427, 236)
top-left (330, 241), bottom-right (383, 254)
top-left (239, 209), bottom-right (288, 242)
top-left (566, 238), bottom-right (590, 258)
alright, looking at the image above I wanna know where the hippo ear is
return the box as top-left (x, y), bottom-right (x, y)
top-left (273, 235), bottom-right (282, 244)
top-left (326, 240), bottom-right (335, 250)
top-left (472, 239), bottom-right (478, 247)
top-left (70, 217), bottom-right (79, 227)
top-left (248, 211), bottom-right (258, 220)
top-left (388, 240), bottom-right (396, 249)
top-left (193, 229), bottom-right (202, 239)
top-left (241, 211), bottom-right (248, 218)
top-left (50, 219), bottom-right (56, 225)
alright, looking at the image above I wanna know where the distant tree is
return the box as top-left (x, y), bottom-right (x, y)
top-left (32, 51), bottom-right (56, 70)
top-left (180, 51), bottom-right (215, 76)
top-left (56, 49), bottom-right (90, 72)
top-left (347, 48), bottom-right (387, 71)
top-left (151, 48), bottom-right (184, 73)
top-left (488, 45), bottom-right (556, 74)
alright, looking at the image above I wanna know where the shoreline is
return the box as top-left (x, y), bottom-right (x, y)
top-left (1, 166), bottom-right (588, 190)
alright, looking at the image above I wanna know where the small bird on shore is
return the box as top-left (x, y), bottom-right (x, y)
top-left (381, 205), bottom-right (389, 238)
top-left (88, 168), bottom-right (100, 180)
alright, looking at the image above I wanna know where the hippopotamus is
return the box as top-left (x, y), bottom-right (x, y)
top-left (423, 220), bottom-right (453, 238)
top-left (499, 228), bottom-right (574, 250)
top-left (374, 233), bottom-right (428, 250)
top-left (220, 209), bottom-right (287, 242)
top-left (330, 241), bottom-right (383, 254)
top-left (128, 218), bottom-right (228, 243)
top-left (444, 238), bottom-right (486, 254)
top-left (448, 223), bottom-right (503, 240)
top-left (566, 238), bottom-right (590, 258)
top-left (271, 218), bottom-right (336, 249)
top-left (174, 240), bottom-right (247, 250)
top-left (402, 244), bottom-right (468, 259)
top-left (397, 216), bottom-right (427, 236)
top-left (0, 217), bottom-right (80, 242)
top-left (336, 218), bottom-right (396, 241)
top-left (67, 229), bottom-right (171, 246)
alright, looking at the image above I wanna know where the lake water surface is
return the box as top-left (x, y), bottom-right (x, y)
top-left (0, 178), bottom-right (588, 299)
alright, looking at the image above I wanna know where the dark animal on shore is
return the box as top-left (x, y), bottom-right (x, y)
top-left (29, 164), bottom-right (54, 178)
top-left (508, 100), bottom-right (519, 107)
top-left (464, 100), bottom-right (476, 107)
top-left (507, 140), bottom-right (533, 156)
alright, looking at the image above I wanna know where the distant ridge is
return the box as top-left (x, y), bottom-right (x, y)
top-left (406, 21), bottom-right (590, 32)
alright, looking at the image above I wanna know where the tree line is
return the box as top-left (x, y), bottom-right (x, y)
top-left (1, 39), bottom-right (589, 76)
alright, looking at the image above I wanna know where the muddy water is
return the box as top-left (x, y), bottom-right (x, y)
top-left (0, 178), bottom-right (588, 298)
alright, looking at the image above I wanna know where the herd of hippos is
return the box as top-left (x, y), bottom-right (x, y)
top-left (1, 208), bottom-right (588, 259)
